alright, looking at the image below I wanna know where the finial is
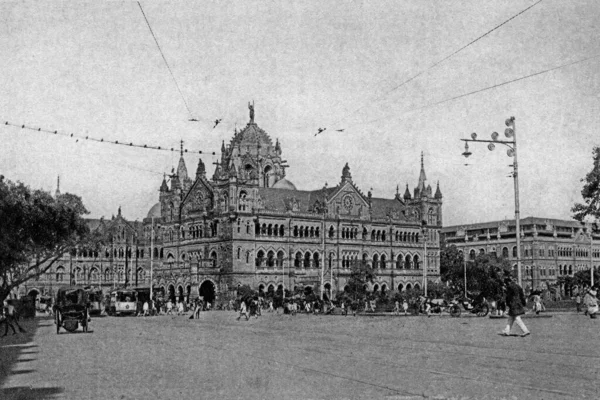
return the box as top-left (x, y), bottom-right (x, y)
top-left (118, 205), bottom-right (122, 216)
top-left (421, 151), bottom-right (424, 168)
top-left (180, 140), bottom-right (184, 157)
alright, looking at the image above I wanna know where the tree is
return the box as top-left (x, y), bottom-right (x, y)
top-left (0, 176), bottom-right (90, 303)
top-left (572, 146), bottom-right (600, 222)
top-left (345, 261), bottom-right (376, 302)
top-left (440, 244), bottom-right (511, 300)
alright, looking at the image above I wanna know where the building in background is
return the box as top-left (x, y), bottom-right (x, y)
top-left (441, 217), bottom-right (600, 294)
top-left (21, 106), bottom-right (444, 305)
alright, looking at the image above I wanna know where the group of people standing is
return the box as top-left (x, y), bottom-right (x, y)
top-left (1, 300), bottom-right (26, 337)
top-left (576, 287), bottom-right (599, 318)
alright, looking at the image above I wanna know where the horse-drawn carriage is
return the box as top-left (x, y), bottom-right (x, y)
top-left (54, 286), bottom-right (90, 334)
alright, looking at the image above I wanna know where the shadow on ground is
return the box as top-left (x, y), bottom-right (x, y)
top-left (0, 317), bottom-right (64, 399)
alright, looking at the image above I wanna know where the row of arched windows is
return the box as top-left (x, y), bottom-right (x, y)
top-left (53, 266), bottom-right (146, 283)
top-left (293, 225), bottom-right (320, 238)
top-left (256, 223), bottom-right (286, 237)
top-left (330, 226), bottom-right (422, 243)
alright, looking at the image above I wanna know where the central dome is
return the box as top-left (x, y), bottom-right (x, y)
top-left (146, 202), bottom-right (161, 219)
top-left (272, 178), bottom-right (297, 190)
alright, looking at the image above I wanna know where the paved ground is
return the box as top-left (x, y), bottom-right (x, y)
top-left (1, 310), bottom-right (599, 399)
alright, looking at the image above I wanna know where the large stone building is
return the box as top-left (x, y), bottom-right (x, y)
top-left (441, 217), bottom-right (600, 293)
top-left (20, 106), bottom-right (444, 304)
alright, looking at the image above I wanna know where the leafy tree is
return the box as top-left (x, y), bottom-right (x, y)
top-left (0, 176), bottom-right (90, 303)
top-left (440, 245), bottom-right (510, 300)
top-left (572, 269), bottom-right (600, 289)
top-left (345, 261), bottom-right (376, 302)
top-left (572, 146), bottom-right (600, 222)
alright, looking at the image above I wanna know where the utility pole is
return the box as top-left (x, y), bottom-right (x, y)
top-left (461, 116), bottom-right (522, 285)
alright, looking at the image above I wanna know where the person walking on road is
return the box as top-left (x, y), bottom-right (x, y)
top-left (584, 289), bottom-right (598, 319)
top-left (500, 275), bottom-right (530, 337)
top-left (575, 293), bottom-right (582, 313)
top-left (237, 300), bottom-right (249, 321)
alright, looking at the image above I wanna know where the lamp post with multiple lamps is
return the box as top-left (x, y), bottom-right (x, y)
top-left (461, 116), bottom-right (523, 286)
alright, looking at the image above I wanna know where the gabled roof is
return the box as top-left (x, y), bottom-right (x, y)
top-left (257, 187), bottom-right (338, 213)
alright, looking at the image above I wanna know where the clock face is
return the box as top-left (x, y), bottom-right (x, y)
top-left (343, 194), bottom-right (354, 210)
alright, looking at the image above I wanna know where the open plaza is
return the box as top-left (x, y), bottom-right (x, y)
top-left (1, 310), bottom-right (598, 399)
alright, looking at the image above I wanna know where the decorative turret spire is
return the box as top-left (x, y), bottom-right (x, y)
top-left (404, 184), bottom-right (412, 200)
top-left (417, 151), bottom-right (427, 191)
top-left (196, 158), bottom-right (206, 178)
top-left (341, 163), bottom-right (352, 184)
top-left (434, 181), bottom-right (443, 199)
top-left (118, 205), bottom-right (122, 216)
top-left (55, 175), bottom-right (61, 197)
top-left (160, 174), bottom-right (169, 192)
top-left (176, 140), bottom-right (188, 181)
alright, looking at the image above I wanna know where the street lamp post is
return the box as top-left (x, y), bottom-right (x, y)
top-left (461, 116), bottom-right (522, 286)
top-left (421, 223), bottom-right (428, 297)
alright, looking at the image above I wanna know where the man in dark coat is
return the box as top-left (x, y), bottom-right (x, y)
top-left (501, 275), bottom-right (531, 337)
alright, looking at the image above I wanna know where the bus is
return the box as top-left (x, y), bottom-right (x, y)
top-left (108, 289), bottom-right (137, 316)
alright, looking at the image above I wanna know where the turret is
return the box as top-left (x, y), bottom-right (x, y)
top-left (341, 163), bottom-right (352, 184)
top-left (196, 158), bottom-right (206, 178)
top-left (434, 181), bottom-right (443, 199)
top-left (403, 184), bottom-right (412, 200)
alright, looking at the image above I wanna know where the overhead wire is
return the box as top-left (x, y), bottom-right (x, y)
top-left (328, 0), bottom-right (544, 129)
top-left (350, 53), bottom-right (600, 128)
top-left (1, 120), bottom-right (220, 156)
top-left (137, 2), bottom-right (194, 119)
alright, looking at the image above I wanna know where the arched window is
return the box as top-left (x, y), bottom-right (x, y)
top-left (313, 252), bottom-right (320, 269)
top-left (276, 251), bottom-right (285, 267)
top-left (246, 251), bottom-right (251, 264)
top-left (380, 254), bottom-right (387, 269)
top-left (237, 247), bottom-right (241, 260)
top-left (502, 247), bottom-right (509, 258)
top-left (372, 254), bottom-right (379, 269)
top-left (266, 251), bottom-right (275, 267)
top-left (279, 225), bottom-right (285, 236)
top-left (56, 266), bottom-right (65, 282)
top-left (267, 224), bottom-right (272, 236)
top-left (396, 254), bottom-right (403, 269)
top-left (304, 252), bottom-right (311, 268)
top-left (512, 246), bottom-right (517, 258)
top-left (295, 252), bottom-right (302, 268)
top-left (256, 250), bottom-right (264, 267)
top-left (329, 226), bottom-right (335, 238)
top-left (294, 226), bottom-right (299, 237)
top-left (104, 268), bottom-right (110, 282)
top-left (371, 230), bottom-right (375, 241)
top-left (210, 251), bottom-right (217, 268)
top-left (90, 267), bottom-right (99, 282)
top-left (469, 249), bottom-right (476, 260)
top-left (428, 208), bottom-right (435, 225)
top-left (239, 191), bottom-right (247, 212)
top-left (414, 255), bottom-right (420, 269)
top-left (382, 231), bottom-right (386, 242)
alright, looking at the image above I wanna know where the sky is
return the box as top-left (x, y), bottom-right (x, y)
top-left (1, 0), bottom-right (599, 226)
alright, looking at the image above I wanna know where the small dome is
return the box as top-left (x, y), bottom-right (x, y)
top-left (272, 178), bottom-right (297, 190)
top-left (147, 202), bottom-right (161, 219)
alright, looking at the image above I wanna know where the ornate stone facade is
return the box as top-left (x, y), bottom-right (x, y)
top-left (21, 106), bottom-right (443, 304)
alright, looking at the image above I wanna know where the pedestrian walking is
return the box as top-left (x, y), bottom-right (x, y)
top-left (402, 300), bottom-right (409, 316)
top-left (143, 301), bottom-right (149, 317)
top-left (166, 300), bottom-right (173, 315)
top-left (2, 300), bottom-right (25, 337)
top-left (575, 294), bottom-right (582, 313)
top-left (268, 300), bottom-right (274, 312)
top-left (500, 275), bottom-right (530, 337)
top-left (237, 300), bottom-right (249, 321)
top-left (584, 289), bottom-right (598, 319)
top-left (177, 300), bottom-right (184, 316)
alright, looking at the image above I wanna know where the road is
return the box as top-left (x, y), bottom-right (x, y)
top-left (1, 311), bottom-right (599, 399)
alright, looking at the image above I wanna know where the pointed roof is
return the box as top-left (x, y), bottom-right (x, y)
top-left (160, 174), bottom-right (169, 192)
top-left (434, 181), bottom-right (443, 199)
top-left (417, 151), bottom-right (427, 192)
top-left (196, 158), bottom-right (206, 177)
top-left (177, 157), bottom-right (188, 181)
top-left (403, 184), bottom-right (412, 200)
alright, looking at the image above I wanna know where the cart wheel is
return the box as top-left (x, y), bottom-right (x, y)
top-left (450, 305), bottom-right (461, 318)
top-left (477, 304), bottom-right (489, 317)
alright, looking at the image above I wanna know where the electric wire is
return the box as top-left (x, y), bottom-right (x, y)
top-left (137, 2), bottom-right (193, 118)
top-left (352, 53), bottom-right (600, 128)
top-left (1, 120), bottom-right (219, 155)
top-left (329, 0), bottom-right (544, 128)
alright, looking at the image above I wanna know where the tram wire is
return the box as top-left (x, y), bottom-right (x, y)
top-left (327, 0), bottom-right (544, 129)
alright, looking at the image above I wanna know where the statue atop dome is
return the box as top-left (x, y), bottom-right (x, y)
top-left (248, 101), bottom-right (255, 124)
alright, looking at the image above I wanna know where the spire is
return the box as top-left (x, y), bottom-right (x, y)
top-left (341, 163), bottom-right (352, 184)
top-left (176, 140), bottom-right (188, 181)
top-left (417, 151), bottom-right (427, 191)
top-left (434, 181), bottom-right (443, 199)
top-left (196, 158), bottom-right (206, 178)
top-left (118, 205), bottom-right (122, 217)
top-left (160, 173), bottom-right (169, 192)
top-left (55, 175), bottom-right (61, 197)
top-left (221, 140), bottom-right (226, 153)
top-left (403, 184), bottom-right (412, 200)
